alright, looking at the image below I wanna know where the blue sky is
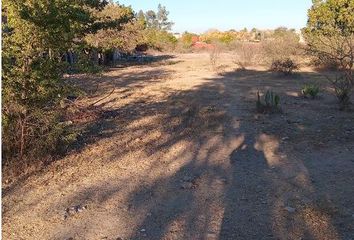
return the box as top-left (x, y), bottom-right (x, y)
top-left (117, 0), bottom-right (313, 33)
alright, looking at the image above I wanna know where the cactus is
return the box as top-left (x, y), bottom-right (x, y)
top-left (274, 95), bottom-right (280, 107)
top-left (301, 84), bottom-right (320, 99)
top-left (256, 90), bottom-right (281, 113)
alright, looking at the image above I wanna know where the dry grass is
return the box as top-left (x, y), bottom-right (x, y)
top-left (3, 53), bottom-right (354, 240)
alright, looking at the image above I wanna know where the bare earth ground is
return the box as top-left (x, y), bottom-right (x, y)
top-left (2, 53), bottom-right (354, 240)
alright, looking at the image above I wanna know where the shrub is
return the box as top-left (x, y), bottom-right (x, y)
top-left (332, 74), bottom-right (353, 110)
top-left (209, 46), bottom-right (220, 70)
top-left (2, 0), bottom-right (109, 172)
top-left (271, 58), bottom-right (299, 75)
top-left (261, 28), bottom-right (302, 65)
top-left (232, 42), bottom-right (260, 70)
top-left (303, 0), bottom-right (353, 110)
top-left (301, 84), bottom-right (320, 99)
top-left (256, 90), bottom-right (281, 113)
top-left (2, 106), bottom-right (77, 167)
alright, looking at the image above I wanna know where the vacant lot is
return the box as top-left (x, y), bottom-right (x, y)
top-left (3, 53), bottom-right (354, 240)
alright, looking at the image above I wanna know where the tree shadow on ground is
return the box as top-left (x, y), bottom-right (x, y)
top-left (3, 67), bottom-right (354, 240)
top-left (55, 69), bottom-right (354, 239)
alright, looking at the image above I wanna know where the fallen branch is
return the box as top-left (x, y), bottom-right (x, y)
top-left (90, 87), bottom-right (115, 106)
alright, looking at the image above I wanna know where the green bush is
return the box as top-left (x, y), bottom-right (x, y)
top-left (301, 84), bottom-right (320, 99)
top-left (2, 0), bottom-right (109, 170)
top-left (256, 90), bottom-right (281, 113)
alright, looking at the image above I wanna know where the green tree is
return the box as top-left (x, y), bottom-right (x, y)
top-left (145, 4), bottom-right (174, 31)
top-left (145, 10), bottom-right (158, 29)
top-left (140, 4), bottom-right (176, 51)
top-left (85, 3), bottom-right (143, 53)
top-left (303, 0), bottom-right (354, 109)
top-left (156, 4), bottom-right (173, 31)
top-left (2, 0), bottom-right (107, 164)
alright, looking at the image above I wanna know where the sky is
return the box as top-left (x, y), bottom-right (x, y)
top-left (117, 0), bottom-right (313, 33)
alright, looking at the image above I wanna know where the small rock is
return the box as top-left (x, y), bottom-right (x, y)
top-left (182, 176), bottom-right (193, 182)
top-left (207, 232), bottom-right (217, 240)
top-left (215, 178), bottom-right (228, 185)
top-left (181, 182), bottom-right (193, 189)
top-left (140, 229), bottom-right (146, 232)
top-left (65, 204), bottom-right (87, 216)
top-left (284, 206), bottom-right (296, 213)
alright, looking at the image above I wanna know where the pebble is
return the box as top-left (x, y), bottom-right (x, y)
top-left (62, 204), bottom-right (88, 220)
top-left (284, 206), bottom-right (296, 213)
top-left (181, 182), bottom-right (194, 189)
top-left (215, 178), bottom-right (228, 185)
top-left (207, 232), bottom-right (218, 240)
top-left (182, 176), bottom-right (193, 182)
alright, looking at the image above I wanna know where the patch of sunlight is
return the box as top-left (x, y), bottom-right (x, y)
top-left (254, 133), bottom-right (280, 167)
top-left (286, 91), bottom-right (300, 97)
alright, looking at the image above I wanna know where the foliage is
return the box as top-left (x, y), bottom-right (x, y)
top-left (85, 3), bottom-right (144, 53)
top-left (256, 90), bottom-right (281, 113)
top-left (138, 4), bottom-right (176, 51)
top-left (143, 28), bottom-right (177, 51)
top-left (145, 4), bottom-right (173, 31)
top-left (271, 58), bottom-right (299, 75)
top-left (2, 0), bottom-right (107, 165)
top-left (301, 84), bottom-right (320, 98)
top-left (200, 29), bottom-right (250, 44)
top-left (332, 74), bottom-right (353, 109)
top-left (303, 0), bottom-right (354, 109)
top-left (179, 32), bottom-right (199, 49)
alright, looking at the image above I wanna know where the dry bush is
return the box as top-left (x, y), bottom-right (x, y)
top-left (270, 58), bottom-right (299, 75)
top-left (330, 73), bottom-right (353, 109)
top-left (232, 42), bottom-right (261, 69)
top-left (310, 57), bottom-right (340, 71)
top-left (2, 105), bottom-right (77, 171)
top-left (209, 45), bottom-right (220, 70)
top-left (261, 36), bottom-right (303, 66)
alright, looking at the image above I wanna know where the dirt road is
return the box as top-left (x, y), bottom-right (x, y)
top-left (3, 53), bottom-right (354, 240)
